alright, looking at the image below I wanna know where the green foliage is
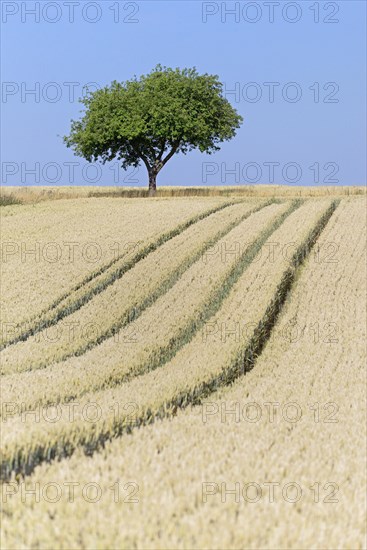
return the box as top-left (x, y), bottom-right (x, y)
top-left (64, 65), bottom-right (243, 188)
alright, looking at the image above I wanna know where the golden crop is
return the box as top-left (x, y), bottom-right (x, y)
top-left (1, 196), bottom-right (228, 342)
top-left (0, 200), bottom-right (263, 374)
top-left (1, 201), bottom-right (287, 406)
top-left (0, 195), bottom-right (365, 550)
top-left (2, 184), bottom-right (365, 204)
top-left (1, 199), bottom-right (335, 478)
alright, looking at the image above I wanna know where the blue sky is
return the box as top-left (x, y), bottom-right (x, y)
top-left (1, 0), bottom-right (366, 187)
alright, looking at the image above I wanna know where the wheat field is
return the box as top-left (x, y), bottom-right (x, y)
top-left (0, 192), bottom-right (366, 549)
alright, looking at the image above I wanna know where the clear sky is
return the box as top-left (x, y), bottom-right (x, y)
top-left (1, 0), bottom-right (366, 187)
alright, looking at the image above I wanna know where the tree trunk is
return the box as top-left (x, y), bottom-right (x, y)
top-left (148, 170), bottom-right (157, 197)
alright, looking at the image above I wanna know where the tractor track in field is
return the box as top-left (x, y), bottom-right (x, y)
top-left (0, 199), bottom-right (340, 481)
top-left (1, 200), bottom-right (244, 350)
top-left (0, 200), bottom-right (277, 376)
top-left (0, 200), bottom-right (293, 408)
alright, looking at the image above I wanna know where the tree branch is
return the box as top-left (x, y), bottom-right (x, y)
top-left (156, 140), bottom-right (166, 161)
top-left (161, 140), bottom-right (180, 168)
top-left (129, 140), bottom-right (151, 171)
top-left (139, 152), bottom-right (151, 171)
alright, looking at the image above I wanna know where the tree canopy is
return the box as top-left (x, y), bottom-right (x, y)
top-left (64, 65), bottom-right (243, 194)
